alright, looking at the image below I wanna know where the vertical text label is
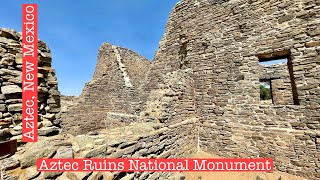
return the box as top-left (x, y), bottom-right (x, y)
top-left (22, 4), bottom-right (38, 142)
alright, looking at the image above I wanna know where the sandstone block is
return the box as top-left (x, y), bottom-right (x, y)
top-left (26, 166), bottom-right (41, 180)
top-left (0, 157), bottom-right (20, 171)
top-left (8, 103), bottom-right (22, 112)
top-left (1, 85), bottom-right (22, 95)
top-left (0, 104), bottom-right (6, 111)
top-left (21, 147), bottom-right (57, 168)
top-left (82, 144), bottom-right (107, 158)
top-left (38, 126), bottom-right (59, 136)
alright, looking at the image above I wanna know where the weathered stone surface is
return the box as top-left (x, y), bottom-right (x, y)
top-left (1, 85), bottom-right (21, 95)
top-left (0, 128), bottom-right (10, 137)
top-left (38, 126), bottom-right (59, 136)
top-left (0, 104), bottom-right (6, 111)
top-left (1, 0), bottom-right (318, 179)
top-left (56, 146), bottom-right (73, 158)
top-left (26, 167), bottom-right (41, 180)
top-left (66, 172), bottom-right (93, 180)
top-left (82, 144), bottom-right (107, 158)
top-left (43, 172), bottom-right (63, 179)
top-left (61, 43), bottom-right (150, 135)
top-left (0, 157), bottom-right (20, 171)
top-left (0, 27), bottom-right (61, 143)
top-left (7, 104), bottom-right (22, 112)
top-left (41, 120), bottom-right (53, 127)
top-left (20, 148), bottom-right (56, 168)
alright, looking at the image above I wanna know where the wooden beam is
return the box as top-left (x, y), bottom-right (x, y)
top-left (0, 140), bottom-right (17, 157)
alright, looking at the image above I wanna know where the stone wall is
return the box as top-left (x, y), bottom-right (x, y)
top-left (142, 68), bottom-right (196, 125)
top-left (57, 0), bottom-right (319, 179)
top-left (2, 120), bottom-right (197, 180)
top-left (0, 28), bottom-right (61, 142)
top-left (143, 0), bottom-right (320, 179)
top-left (61, 43), bottom-right (150, 135)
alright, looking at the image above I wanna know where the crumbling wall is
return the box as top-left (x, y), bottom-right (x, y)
top-left (0, 28), bottom-right (61, 142)
top-left (61, 43), bottom-right (150, 135)
top-left (55, 0), bottom-right (319, 178)
top-left (144, 0), bottom-right (320, 179)
top-left (2, 120), bottom-right (197, 180)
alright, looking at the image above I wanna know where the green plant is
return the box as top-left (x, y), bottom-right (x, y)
top-left (260, 85), bottom-right (271, 100)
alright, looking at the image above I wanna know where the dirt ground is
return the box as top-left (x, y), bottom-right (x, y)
top-left (183, 151), bottom-right (307, 180)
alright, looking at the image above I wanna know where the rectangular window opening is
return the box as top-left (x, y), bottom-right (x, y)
top-left (258, 53), bottom-right (299, 105)
top-left (260, 79), bottom-right (273, 104)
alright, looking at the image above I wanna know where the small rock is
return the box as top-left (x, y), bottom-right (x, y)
top-left (15, 54), bottom-right (22, 64)
top-left (26, 166), bottom-right (41, 180)
top-left (56, 173), bottom-right (71, 180)
top-left (88, 131), bottom-right (99, 136)
top-left (41, 120), bottom-right (53, 127)
top-left (87, 172), bottom-right (104, 180)
top-left (38, 126), bottom-right (59, 136)
top-left (56, 146), bottom-right (73, 158)
top-left (94, 139), bottom-right (105, 145)
top-left (3, 112), bottom-right (11, 117)
top-left (53, 119), bottom-right (61, 125)
top-left (72, 135), bottom-right (95, 150)
top-left (121, 174), bottom-right (135, 180)
top-left (0, 94), bottom-right (5, 100)
top-left (0, 69), bottom-right (21, 76)
top-left (0, 128), bottom-right (10, 137)
top-left (82, 144), bottom-right (107, 158)
top-left (0, 104), bottom-right (6, 111)
top-left (0, 157), bottom-right (20, 170)
top-left (85, 143), bottom-right (94, 150)
top-left (44, 172), bottom-right (63, 179)
top-left (13, 124), bottom-right (22, 131)
top-left (0, 56), bottom-right (14, 66)
top-left (72, 143), bottom-right (80, 153)
top-left (67, 172), bottom-right (93, 180)
top-left (306, 41), bottom-right (320, 48)
top-left (20, 147), bottom-right (57, 168)
top-left (10, 129), bottom-right (22, 136)
top-left (12, 113), bottom-right (22, 121)
top-left (8, 103), bottom-right (22, 112)
top-left (42, 113), bottom-right (55, 120)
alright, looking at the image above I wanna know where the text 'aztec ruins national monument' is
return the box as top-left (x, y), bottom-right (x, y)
top-left (0, 0), bottom-right (319, 179)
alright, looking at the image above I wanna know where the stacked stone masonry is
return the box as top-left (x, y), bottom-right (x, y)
top-left (1, 120), bottom-right (197, 180)
top-left (61, 43), bottom-right (150, 135)
top-left (1, 0), bottom-right (319, 179)
top-left (0, 28), bottom-right (61, 143)
top-left (61, 0), bottom-right (319, 179)
top-left (143, 0), bottom-right (319, 179)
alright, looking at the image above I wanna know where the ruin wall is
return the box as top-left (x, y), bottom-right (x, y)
top-left (0, 28), bottom-right (61, 143)
top-left (145, 0), bottom-right (320, 179)
top-left (61, 43), bottom-right (150, 135)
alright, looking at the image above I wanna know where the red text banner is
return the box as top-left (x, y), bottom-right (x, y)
top-left (37, 158), bottom-right (273, 172)
top-left (22, 4), bottom-right (38, 142)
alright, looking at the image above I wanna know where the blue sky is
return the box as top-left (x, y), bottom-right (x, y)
top-left (1, 0), bottom-right (179, 95)
top-left (259, 59), bottom-right (287, 66)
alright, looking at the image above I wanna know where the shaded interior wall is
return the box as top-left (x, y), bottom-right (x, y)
top-left (0, 28), bottom-right (61, 142)
top-left (146, 0), bottom-right (320, 179)
top-left (61, 43), bottom-right (150, 135)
